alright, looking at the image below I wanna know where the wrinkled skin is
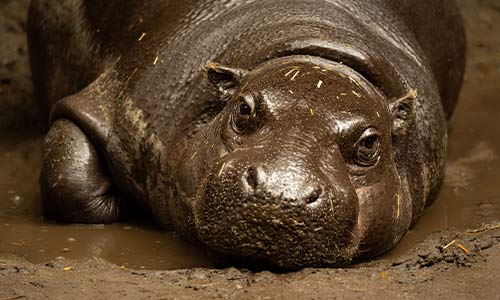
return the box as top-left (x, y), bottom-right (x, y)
top-left (28, 0), bottom-right (465, 269)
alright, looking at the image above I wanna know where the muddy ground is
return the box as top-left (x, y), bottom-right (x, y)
top-left (1, 0), bottom-right (500, 299)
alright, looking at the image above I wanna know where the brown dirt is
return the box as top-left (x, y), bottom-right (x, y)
top-left (1, 226), bottom-right (499, 299)
top-left (0, 0), bottom-right (42, 133)
top-left (1, 0), bottom-right (500, 299)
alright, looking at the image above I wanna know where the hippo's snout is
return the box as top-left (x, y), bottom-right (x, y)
top-left (239, 162), bottom-right (351, 215)
top-left (195, 151), bottom-right (360, 269)
top-left (243, 165), bottom-right (323, 206)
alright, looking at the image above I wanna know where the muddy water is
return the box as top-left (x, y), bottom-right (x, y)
top-left (1, 70), bottom-right (499, 270)
top-left (387, 70), bottom-right (500, 258)
top-left (0, 134), bottom-right (213, 269)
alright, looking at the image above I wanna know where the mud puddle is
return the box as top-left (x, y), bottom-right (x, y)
top-left (0, 134), bottom-right (212, 269)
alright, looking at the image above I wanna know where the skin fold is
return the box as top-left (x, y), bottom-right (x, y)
top-left (28, 0), bottom-right (465, 269)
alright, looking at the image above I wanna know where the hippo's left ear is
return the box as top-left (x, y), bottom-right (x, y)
top-left (390, 89), bottom-right (417, 137)
top-left (205, 61), bottom-right (248, 99)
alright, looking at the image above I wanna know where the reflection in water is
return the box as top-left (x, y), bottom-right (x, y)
top-left (1, 58), bottom-right (500, 270)
top-left (0, 135), bottom-right (212, 269)
top-left (387, 69), bottom-right (500, 258)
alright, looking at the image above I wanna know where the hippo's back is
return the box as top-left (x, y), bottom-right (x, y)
top-left (28, 0), bottom-right (176, 115)
top-left (388, 0), bottom-right (465, 119)
top-left (28, 0), bottom-right (464, 120)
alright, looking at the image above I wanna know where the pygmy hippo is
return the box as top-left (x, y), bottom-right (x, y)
top-left (28, 0), bottom-right (465, 269)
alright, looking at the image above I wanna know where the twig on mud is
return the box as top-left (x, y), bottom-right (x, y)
top-left (455, 242), bottom-right (470, 254)
top-left (465, 223), bottom-right (500, 234)
top-left (1, 296), bottom-right (26, 300)
top-left (442, 239), bottom-right (470, 254)
top-left (442, 239), bottom-right (456, 250)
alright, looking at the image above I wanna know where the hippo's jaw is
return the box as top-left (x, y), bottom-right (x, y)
top-left (186, 55), bottom-right (415, 269)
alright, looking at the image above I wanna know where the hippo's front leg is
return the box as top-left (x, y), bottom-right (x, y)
top-left (40, 118), bottom-right (126, 223)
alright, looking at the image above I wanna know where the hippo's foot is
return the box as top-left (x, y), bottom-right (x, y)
top-left (40, 119), bottom-right (126, 223)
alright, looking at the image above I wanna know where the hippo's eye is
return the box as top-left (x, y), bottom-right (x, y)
top-left (232, 94), bottom-right (258, 133)
top-left (354, 128), bottom-right (380, 167)
top-left (239, 102), bottom-right (252, 116)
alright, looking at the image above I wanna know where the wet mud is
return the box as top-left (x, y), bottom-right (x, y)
top-left (1, 0), bottom-right (500, 299)
top-left (0, 134), bottom-right (212, 270)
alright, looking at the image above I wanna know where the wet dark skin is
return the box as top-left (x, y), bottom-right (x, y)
top-left (28, 0), bottom-right (465, 269)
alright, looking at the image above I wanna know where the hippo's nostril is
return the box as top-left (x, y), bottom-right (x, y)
top-left (305, 188), bottom-right (322, 205)
top-left (245, 166), bottom-right (259, 190)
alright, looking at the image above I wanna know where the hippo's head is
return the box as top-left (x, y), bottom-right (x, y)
top-left (173, 55), bottom-right (416, 269)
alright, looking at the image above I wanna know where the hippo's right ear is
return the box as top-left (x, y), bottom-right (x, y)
top-left (205, 61), bottom-right (248, 99)
top-left (390, 89), bottom-right (417, 138)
